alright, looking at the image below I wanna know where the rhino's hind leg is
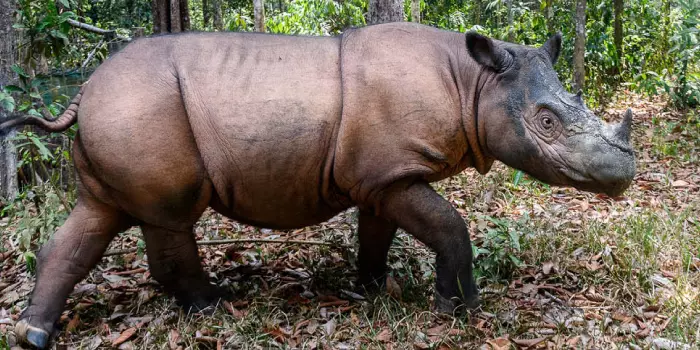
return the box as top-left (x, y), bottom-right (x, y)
top-left (356, 211), bottom-right (397, 293)
top-left (17, 194), bottom-right (129, 349)
top-left (141, 224), bottom-right (227, 313)
top-left (379, 180), bottom-right (479, 314)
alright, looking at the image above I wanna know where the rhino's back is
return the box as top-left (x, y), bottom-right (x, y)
top-left (79, 33), bottom-right (346, 229)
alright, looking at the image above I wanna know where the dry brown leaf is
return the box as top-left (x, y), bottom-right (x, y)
top-left (223, 301), bottom-right (247, 319)
top-left (635, 327), bottom-right (650, 339)
top-left (65, 314), bottom-right (80, 333)
top-left (375, 328), bottom-right (392, 342)
top-left (168, 329), bottom-right (181, 350)
top-left (427, 324), bottom-right (447, 336)
top-left (672, 180), bottom-right (689, 187)
top-left (612, 312), bottom-right (634, 323)
top-left (448, 328), bottom-right (466, 336)
top-left (486, 337), bottom-right (511, 350)
top-left (386, 275), bottom-right (402, 300)
top-left (542, 262), bottom-right (554, 275)
top-left (265, 327), bottom-right (288, 342)
top-left (112, 327), bottom-right (137, 347)
top-left (512, 337), bottom-right (547, 348)
top-left (306, 319), bottom-right (319, 334)
top-left (413, 340), bottom-right (430, 350)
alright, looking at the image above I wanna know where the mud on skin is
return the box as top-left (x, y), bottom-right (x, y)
top-left (0, 22), bottom-right (635, 348)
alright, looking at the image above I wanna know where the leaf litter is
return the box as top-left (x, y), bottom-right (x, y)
top-left (0, 93), bottom-right (698, 348)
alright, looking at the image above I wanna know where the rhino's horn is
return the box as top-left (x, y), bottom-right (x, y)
top-left (615, 109), bottom-right (633, 143)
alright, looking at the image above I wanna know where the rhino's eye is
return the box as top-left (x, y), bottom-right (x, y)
top-left (541, 116), bottom-right (553, 129)
top-left (527, 109), bottom-right (562, 143)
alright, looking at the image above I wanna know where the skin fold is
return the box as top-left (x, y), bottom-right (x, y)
top-left (6, 22), bottom-right (635, 349)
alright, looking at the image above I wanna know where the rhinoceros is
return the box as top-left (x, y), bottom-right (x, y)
top-left (1, 22), bottom-right (635, 348)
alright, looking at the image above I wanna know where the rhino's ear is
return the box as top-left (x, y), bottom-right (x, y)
top-left (541, 32), bottom-right (562, 64)
top-left (466, 32), bottom-right (513, 72)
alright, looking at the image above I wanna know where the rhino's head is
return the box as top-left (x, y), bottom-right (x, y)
top-left (466, 32), bottom-right (635, 197)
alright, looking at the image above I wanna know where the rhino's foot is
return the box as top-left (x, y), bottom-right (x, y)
top-left (178, 284), bottom-right (229, 315)
top-left (14, 319), bottom-right (51, 349)
top-left (433, 292), bottom-right (480, 315)
top-left (354, 275), bottom-right (387, 296)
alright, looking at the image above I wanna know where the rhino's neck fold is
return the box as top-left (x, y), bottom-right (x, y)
top-left (456, 53), bottom-right (495, 175)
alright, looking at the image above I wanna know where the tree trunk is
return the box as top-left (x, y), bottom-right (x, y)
top-left (202, 0), bottom-right (209, 28)
top-left (545, 0), bottom-right (554, 34)
top-left (473, 0), bottom-right (481, 26)
top-left (410, 0), bottom-right (420, 23)
top-left (152, 0), bottom-right (190, 34)
top-left (613, 0), bottom-right (623, 77)
top-left (506, 0), bottom-right (514, 41)
top-left (212, 0), bottom-right (223, 30)
top-left (573, 0), bottom-right (586, 91)
top-left (253, 0), bottom-right (265, 32)
top-left (368, 0), bottom-right (403, 24)
top-left (0, 0), bottom-right (18, 203)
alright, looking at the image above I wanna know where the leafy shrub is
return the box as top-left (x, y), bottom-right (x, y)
top-left (472, 214), bottom-right (529, 282)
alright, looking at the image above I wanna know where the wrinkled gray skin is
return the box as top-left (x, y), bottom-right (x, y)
top-left (470, 33), bottom-right (635, 196)
top-left (9, 23), bottom-right (635, 349)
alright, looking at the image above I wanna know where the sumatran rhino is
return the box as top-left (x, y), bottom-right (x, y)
top-left (1, 22), bottom-right (635, 348)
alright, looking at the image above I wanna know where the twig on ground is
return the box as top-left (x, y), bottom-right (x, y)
top-left (104, 238), bottom-right (352, 256)
top-left (103, 238), bottom-right (428, 256)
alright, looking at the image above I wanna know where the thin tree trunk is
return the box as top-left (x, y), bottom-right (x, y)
top-left (473, 0), bottom-right (481, 26)
top-left (573, 0), bottom-right (586, 91)
top-left (202, 0), bottom-right (209, 28)
top-left (0, 0), bottom-right (18, 203)
top-left (506, 0), bottom-right (514, 41)
top-left (613, 0), bottom-right (623, 77)
top-left (368, 0), bottom-right (403, 24)
top-left (545, 0), bottom-right (554, 34)
top-left (170, 0), bottom-right (182, 32)
top-left (152, 0), bottom-right (190, 34)
top-left (253, 0), bottom-right (265, 32)
top-left (410, 0), bottom-right (420, 23)
top-left (179, 0), bottom-right (190, 31)
top-left (212, 0), bottom-right (223, 30)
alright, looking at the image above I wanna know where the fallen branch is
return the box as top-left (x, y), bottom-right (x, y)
top-left (81, 38), bottom-right (105, 69)
top-left (66, 19), bottom-right (131, 41)
top-left (104, 238), bottom-right (352, 256)
top-left (66, 18), bottom-right (113, 35)
top-left (103, 237), bottom-right (427, 256)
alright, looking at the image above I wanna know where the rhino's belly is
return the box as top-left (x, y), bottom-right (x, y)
top-left (210, 117), bottom-right (347, 229)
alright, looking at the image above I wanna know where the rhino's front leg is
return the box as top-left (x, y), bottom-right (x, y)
top-left (356, 210), bottom-right (397, 292)
top-left (379, 180), bottom-right (479, 313)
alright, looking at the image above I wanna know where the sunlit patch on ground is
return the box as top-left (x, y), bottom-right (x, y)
top-left (1, 94), bottom-right (698, 349)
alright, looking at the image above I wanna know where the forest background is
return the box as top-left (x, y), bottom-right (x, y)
top-left (0, 0), bottom-right (698, 349)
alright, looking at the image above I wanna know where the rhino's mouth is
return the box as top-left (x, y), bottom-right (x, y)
top-left (557, 166), bottom-right (592, 184)
top-left (558, 166), bottom-right (631, 197)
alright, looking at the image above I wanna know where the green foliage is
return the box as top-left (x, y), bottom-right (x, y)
top-left (3, 65), bottom-right (67, 118)
top-left (83, 0), bottom-right (152, 30)
top-left (667, 0), bottom-right (699, 108)
top-left (0, 334), bottom-right (9, 350)
top-left (14, 0), bottom-right (77, 61)
top-left (626, 0), bottom-right (699, 109)
top-left (1, 185), bottom-right (70, 254)
top-left (267, 0), bottom-right (366, 35)
top-left (473, 214), bottom-right (528, 282)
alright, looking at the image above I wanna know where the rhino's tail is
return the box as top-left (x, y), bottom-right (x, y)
top-left (0, 85), bottom-right (85, 133)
